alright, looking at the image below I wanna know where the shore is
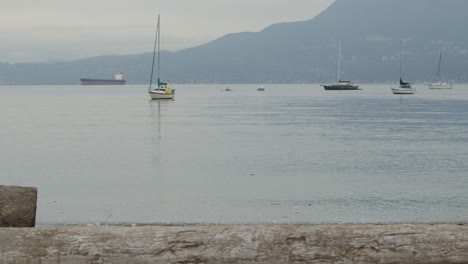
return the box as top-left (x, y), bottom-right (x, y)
top-left (1, 224), bottom-right (468, 263)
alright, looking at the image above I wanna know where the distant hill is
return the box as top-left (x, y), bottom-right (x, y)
top-left (1, 0), bottom-right (467, 85)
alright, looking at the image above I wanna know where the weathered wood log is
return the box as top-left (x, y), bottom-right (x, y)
top-left (0, 185), bottom-right (37, 227)
top-left (0, 224), bottom-right (467, 263)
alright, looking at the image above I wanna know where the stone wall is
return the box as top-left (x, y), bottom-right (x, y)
top-left (0, 224), bottom-right (467, 263)
top-left (0, 185), bottom-right (37, 227)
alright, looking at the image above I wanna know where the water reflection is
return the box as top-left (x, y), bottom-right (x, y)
top-left (148, 100), bottom-right (173, 167)
top-left (148, 99), bottom-right (174, 141)
top-left (149, 100), bottom-right (162, 142)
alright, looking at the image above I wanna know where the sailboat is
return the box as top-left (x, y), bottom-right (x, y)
top-left (428, 50), bottom-right (452, 89)
top-left (391, 40), bottom-right (415, 95)
top-left (322, 41), bottom-right (359, 90)
top-left (148, 15), bottom-right (175, 100)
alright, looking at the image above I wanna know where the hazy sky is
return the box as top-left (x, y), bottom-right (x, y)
top-left (1, 0), bottom-right (333, 63)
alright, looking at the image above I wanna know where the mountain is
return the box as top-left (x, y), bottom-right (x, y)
top-left (1, 0), bottom-right (467, 85)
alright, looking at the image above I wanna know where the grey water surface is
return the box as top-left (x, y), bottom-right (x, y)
top-left (1, 84), bottom-right (467, 225)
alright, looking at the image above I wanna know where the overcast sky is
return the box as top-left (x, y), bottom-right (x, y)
top-left (1, 0), bottom-right (333, 63)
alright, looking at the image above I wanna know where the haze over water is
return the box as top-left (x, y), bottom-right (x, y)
top-left (1, 84), bottom-right (468, 225)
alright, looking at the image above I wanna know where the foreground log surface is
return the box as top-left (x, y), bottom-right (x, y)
top-left (0, 185), bottom-right (37, 227)
top-left (1, 224), bottom-right (467, 264)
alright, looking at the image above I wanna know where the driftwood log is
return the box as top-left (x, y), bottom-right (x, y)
top-left (0, 224), bottom-right (467, 263)
top-left (0, 185), bottom-right (37, 227)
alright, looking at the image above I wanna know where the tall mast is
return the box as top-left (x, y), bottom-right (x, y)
top-left (157, 15), bottom-right (161, 84)
top-left (337, 40), bottom-right (341, 82)
top-left (400, 40), bottom-right (403, 80)
top-left (437, 50), bottom-right (442, 82)
top-left (149, 15), bottom-right (160, 89)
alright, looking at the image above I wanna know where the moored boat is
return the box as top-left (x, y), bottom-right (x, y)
top-left (392, 79), bottom-right (415, 94)
top-left (391, 40), bottom-right (415, 95)
top-left (148, 15), bottom-right (175, 100)
top-left (322, 41), bottom-right (360, 91)
top-left (428, 50), bottom-right (452, 89)
top-left (149, 79), bottom-right (174, 99)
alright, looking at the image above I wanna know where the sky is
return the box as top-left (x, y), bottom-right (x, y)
top-left (1, 0), bottom-right (333, 63)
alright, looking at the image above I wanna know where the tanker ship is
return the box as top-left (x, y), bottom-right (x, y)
top-left (80, 73), bottom-right (126, 85)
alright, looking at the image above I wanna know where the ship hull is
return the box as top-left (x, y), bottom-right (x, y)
top-left (80, 79), bottom-right (126, 85)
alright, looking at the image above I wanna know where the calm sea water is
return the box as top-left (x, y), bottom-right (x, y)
top-left (1, 84), bottom-right (468, 226)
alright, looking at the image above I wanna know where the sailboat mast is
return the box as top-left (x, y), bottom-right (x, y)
top-left (437, 50), bottom-right (442, 81)
top-left (149, 15), bottom-right (159, 89)
top-left (400, 40), bottom-right (402, 80)
top-left (337, 40), bottom-right (341, 82)
top-left (399, 39), bottom-right (406, 81)
top-left (157, 15), bottom-right (161, 84)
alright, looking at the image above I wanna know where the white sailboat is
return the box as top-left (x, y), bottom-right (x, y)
top-left (148, 15), bottom-right (175, 100)
top-left (428, 50), bottom-right (452, 89)
top-left (391, 40), bottom-right (415, 95)
top-left (322, 41), bottom-right (359, 90)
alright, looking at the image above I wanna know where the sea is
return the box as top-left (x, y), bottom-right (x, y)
top-left (1, 84), bottom-right (468, 226)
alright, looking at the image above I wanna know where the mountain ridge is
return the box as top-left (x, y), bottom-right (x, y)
top-left (1, 0), bottom-right (467, 85)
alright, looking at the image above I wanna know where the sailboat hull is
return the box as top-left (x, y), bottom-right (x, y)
top-left (149, 94), bottom-right (174, 99)
top-left (149, 91), bottom-right (174, 100)
top-left (322, 84), bottom-right (359, 90)
top-left (391, 86), bottom-right (415, 94)
top-left (428, 82), bottom-right (452, 89)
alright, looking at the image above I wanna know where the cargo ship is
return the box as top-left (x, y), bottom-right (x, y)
top-left (80, 73), bottom-right (126, 85)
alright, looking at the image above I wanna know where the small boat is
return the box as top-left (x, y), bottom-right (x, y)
top-left (392, 79), bottom-right (415, 94)
top-left (428, 50), bottom-right (452, 89)
top-left (322, 41), bottom-right (359, 90)
top-left (148, 15), bottom-right (175, 100)
top-left (149, 79), bottom-right (174, 99)
top-left (257, 85), bottom-right (265, 91)
top-left (391, 40), bottom-right (415, 95)
top-left (80, 73), bottom-right (126, 85)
